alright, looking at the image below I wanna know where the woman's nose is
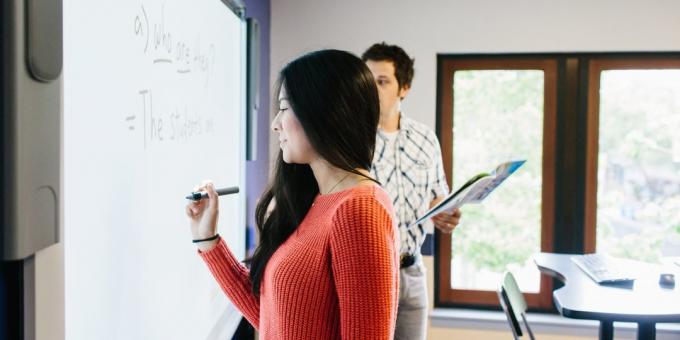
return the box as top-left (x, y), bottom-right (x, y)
top-left (271, 113), bottom-right (281, 132)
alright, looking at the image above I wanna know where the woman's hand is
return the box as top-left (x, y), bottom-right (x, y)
top-left (185, 181), bottom-right (220, 251)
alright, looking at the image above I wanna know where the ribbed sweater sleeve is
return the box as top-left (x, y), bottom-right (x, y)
top-left (330, 193), bottom-right (399, 339)
top-left (199, 238), bottom-right (260, 328)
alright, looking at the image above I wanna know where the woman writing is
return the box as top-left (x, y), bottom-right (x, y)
top-left (186, 49), bottom-right (399, 339)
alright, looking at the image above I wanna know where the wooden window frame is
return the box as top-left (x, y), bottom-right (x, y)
top-left (434, 53), bottom-right (680, 311)
top-left (435, 57), bottom-right (557, 310)
top-left (584, 57), bottom-right (680, 253)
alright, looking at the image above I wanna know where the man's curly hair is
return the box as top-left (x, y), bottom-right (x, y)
top-left (361, 42), bottom-right (415, 90)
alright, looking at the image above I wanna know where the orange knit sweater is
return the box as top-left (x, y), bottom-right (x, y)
top-left (200, 184), bottom-right (399, 339)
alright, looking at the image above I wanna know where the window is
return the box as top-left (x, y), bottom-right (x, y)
top-left (436, 58), bottom-right (556, 309)
top-left (436, 54), bottom-right (680, 310)
top-left (585, 59), bottom-right (680, 259)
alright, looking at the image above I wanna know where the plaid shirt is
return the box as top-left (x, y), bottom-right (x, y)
top-left (370, 114), bottom-right (449, 255)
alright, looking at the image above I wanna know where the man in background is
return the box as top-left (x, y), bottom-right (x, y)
top-left (362, 42), bottom-right (462, 340)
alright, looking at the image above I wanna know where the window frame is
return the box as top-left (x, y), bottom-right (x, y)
top-left (435, 57), bottom-right (557, 310)
top-left (435, 53), bottom-right (680, 312)
top-left (584, 57), bottom-right (680, 252)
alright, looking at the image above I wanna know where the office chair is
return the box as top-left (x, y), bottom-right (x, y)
top-left (497, 271), bottom-right (535, 340)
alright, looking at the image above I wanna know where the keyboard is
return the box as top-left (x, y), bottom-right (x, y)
top-left (571, 254), bottom-right (636, 284)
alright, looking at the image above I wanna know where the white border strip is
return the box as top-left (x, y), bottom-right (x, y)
top-left (431, 308), bottom-right (680, 339)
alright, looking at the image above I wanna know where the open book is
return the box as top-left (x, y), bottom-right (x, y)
top-left (408, 160), bottom-right (526, 228)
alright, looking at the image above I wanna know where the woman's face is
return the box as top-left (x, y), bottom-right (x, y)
top-left (271, 85), bottom-right (316, 164)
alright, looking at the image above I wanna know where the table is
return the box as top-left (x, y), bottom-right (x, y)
top-left (534, 253), bottom-right (680, 340)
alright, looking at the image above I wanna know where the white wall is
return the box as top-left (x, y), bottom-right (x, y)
top-left (271, 1), bottom-right (680, 338)
top-left (271, 0), bottom-right (680, 129)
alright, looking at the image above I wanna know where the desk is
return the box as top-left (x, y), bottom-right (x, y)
top-left (534, 253), bottom-right (680, 340)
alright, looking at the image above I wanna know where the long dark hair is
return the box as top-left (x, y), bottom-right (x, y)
top-left (249, 49), bottom-right (380, 296)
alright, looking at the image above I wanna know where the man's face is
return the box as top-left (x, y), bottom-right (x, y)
top-left (365, 60), bottom-right (410, 119)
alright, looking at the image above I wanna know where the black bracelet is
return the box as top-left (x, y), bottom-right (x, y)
top-left (192, 234), bottom-right (220, 243)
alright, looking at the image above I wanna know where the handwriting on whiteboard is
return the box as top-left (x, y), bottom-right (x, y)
top-left (133, 3), bottom-right (215, 86)
top-left (126, 89), bottom-right (215, 149)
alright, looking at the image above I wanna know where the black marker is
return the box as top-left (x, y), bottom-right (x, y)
top-left (185, 186), bottom-right (239, 201)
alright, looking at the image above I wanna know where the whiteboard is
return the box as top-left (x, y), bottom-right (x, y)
top-left (63, 0), bottom-right (246, 339)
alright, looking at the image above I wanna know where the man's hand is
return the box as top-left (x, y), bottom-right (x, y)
top-left (430, 197), bottom-right (462, 234)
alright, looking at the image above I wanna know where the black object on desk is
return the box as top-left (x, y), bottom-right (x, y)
top-left (534, 253), bottom-right (680, 340)
top-left (659, 273), bottom-right (675, 288)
